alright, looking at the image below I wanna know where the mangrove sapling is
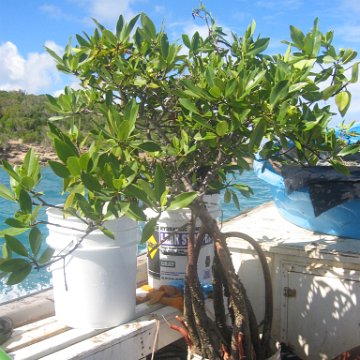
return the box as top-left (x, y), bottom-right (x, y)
top-left (180, 198), bottom-right (272, 360)
top-left (1, 4), bottom-right (358, 359)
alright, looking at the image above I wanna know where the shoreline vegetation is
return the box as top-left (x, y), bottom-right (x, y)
top-left (0, 140), bottom-right (56, 165)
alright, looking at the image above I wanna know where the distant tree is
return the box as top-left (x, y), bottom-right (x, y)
top-left (0, 91), bottom-right (100, 147)
top-left (0, 91), bottom-right (50, 144)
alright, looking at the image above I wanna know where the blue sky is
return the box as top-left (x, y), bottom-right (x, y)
top-left (1, 0), bottom-right (360, 123)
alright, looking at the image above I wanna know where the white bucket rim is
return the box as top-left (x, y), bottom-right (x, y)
top-left (46, 206), bottom-right (138, 232)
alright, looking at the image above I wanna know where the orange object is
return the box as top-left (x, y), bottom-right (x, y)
top-left (159, 296), bottom-right (184, 312)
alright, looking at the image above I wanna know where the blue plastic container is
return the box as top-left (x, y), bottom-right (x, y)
top-left (253, 159), bottom-right (360, 240)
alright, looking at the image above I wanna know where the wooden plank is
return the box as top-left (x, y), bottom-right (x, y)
top-left (0, 253), bottom-right (148, 329)
top-left (38, 306), bottom-right (182, 360)
top-left (39, 319), bottom-right (158, 360)
top-left (4, 317), bottom-right (67, 352)
top-left (9, 327), bottom-right (105, 360)
top-left (0, 289), bottom-right (55, 327)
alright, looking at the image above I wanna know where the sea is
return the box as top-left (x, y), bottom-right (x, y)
top-left (0, 167), bottom-right (273, 304)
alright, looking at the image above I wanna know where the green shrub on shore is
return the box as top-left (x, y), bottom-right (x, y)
top-left (0, 90), bottom-right (101, 148)
top-left (0, 91), bottom-right (50, 145)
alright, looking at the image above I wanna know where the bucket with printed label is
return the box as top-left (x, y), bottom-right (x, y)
top-left (146, 194), bottom-right (221, 289)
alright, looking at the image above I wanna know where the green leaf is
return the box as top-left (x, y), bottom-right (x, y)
top-left (224, 189), bottom-right (231, 203)
top-left (137, 179), bottom-right (156, 202)
top-left (116, 15), bottom-right (124, 37)
top-left (141, 14), bottom-right (157, 38)
top-left (5, 234), bottom-right (28, 257)
top-left (154, 164), bottom-right (166, 202)
top-left (293, 58), bottom-right (316, 70)
top-left (98, 225), bottom-right (115, 239)
top-left (182, 34), bottom-right (191, 49)
top-left (269, 80), bottom-right (289, 106)
top-left (141, 217), bottom-right (158, 244)
top-left (160, 189), bottom-right (169, 208)
top-left (92, 17), bottom-right (105, 31)
top-left (167, 192), bottom-right (197, 210)
top-left (0, 184), bottom-right (15, 202)
top-left (125, 184), bottom-right (152, 206)
top-left (81, 173), bottom-right (102, 192)
top-left (247, 37), bottom-right (270, 57)
top-left (20, 176), bottom-right (35, 191)
top-left (29, 227), bottom-right (42, 257)
top-left (245, 70), bottom-right (266, 92)
top-left (132, 75), bottom-right (144, 88)
top-left (53, 139), bottom-right (78, 163)
top-left (337, 144), bottom-right (360, 157)
top-left (37, 247), bottom-right (55, 265)
top-left (350, 63), bottom-right (359, 83)
top-left (179, 98), bottom-right (199, 114)
top-left (120, 99), bottom-right (139, 140)
top-left (48, 160), bottom-right (71, 179)
top-left (205, 68), bottom-right (215, 88)
top-left (45, 46), bottom-right (63, 63)
top-left (209, 86), bottom-right (221, 98)
top-left (289, 82), bottom-right (309, 93)
top-left (2, 160), bottom-right (20, 182)
top-left (5, 218), bottom-right (28, 228)
top-left (63, 192), bottom-right (76, 211)
top-left (329, 159), bottom-right (350, 176)
top-left (0, 227), bottom-right (28, 238)
top-left (120, 14), bottom-right (140, 41)
top-left (216, 121), bottom-right (229, 136)
top-left (232, 191), bottom-right (241, 210)
top-left (160, 33), bottom-right (169, 59)
top-left (249, 119), bottom-right (267, 150)
top-left (102, 29), bottom-right (117, 45)
top-left (76, 34), bottom-right (90, 47)
top-left (24, 148), bottom-right (39, 178)
top-left (290, 25), bottom-right (305, 49)
top-left (19, 189), bottom-right (32, 214)
top-left (335, 91), bottom-right (351, 117)
top-left (0, 258), bottom-right (30, 272)
top-left (322, 84), bottom-right (341, 100)
top-left (6, 264), bottom-right (32, 285)
top-left (137, 141), bottom-right (162, 152)
top-left (67, 157), bottom-right (81, 176)
top-left (233, 183), bottom-right (254, 197)
top-left (191, 32), bottom-right (200, 52)
top-left (342, 48), bottom-right (357, 64)
top-left (1, 242), bottom-right (10, 259)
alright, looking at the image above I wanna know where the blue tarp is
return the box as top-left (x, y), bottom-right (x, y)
top-left (335, 123), bottom-right (360, 144)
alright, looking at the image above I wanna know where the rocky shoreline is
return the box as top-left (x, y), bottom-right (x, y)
top-left (0, 140), bottom-right (57, 165)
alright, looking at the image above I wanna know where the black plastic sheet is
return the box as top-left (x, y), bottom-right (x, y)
top-left (281, 165), bottom-right (360, 216)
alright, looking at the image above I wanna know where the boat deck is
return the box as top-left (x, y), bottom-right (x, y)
top-left (1, 202), bottom-right (360, 359)
top-left (0, 255), bottom-right (184, 360)
top-left (1, 296), bottom-right (182, 360)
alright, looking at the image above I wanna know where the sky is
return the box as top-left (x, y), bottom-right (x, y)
top-left (1, 0), bottom-right (360, 124)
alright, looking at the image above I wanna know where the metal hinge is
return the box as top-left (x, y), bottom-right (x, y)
top-left (283, 287), bottom-right (296, 298)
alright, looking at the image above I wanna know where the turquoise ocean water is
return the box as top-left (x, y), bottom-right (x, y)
top-left (0, 168), bottom-right (273, 303)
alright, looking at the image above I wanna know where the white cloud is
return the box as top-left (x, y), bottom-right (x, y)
top-left (334, 25), bottom-right (360, 44)
top-left (53, 80), bottom-right (82, 97)
top-left (0, 41), bottom-right (62, 94)
top-left (341, 0), bottom-right (360, 13)
top-left (154, 5), bottom-right (166, 14)
top-left (255, 0), bottom-right (303, 10)
top-left (185, 23), bottom-right (210, 39)
top-left (70, 0), bottom-right (136, 25)
top-left (41, 4), bottom-right (68, 19)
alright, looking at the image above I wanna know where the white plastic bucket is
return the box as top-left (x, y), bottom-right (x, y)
top-left (46, 207), bottom-right (139, 329)
top-left (146, 194), bottom-right (221, 289)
